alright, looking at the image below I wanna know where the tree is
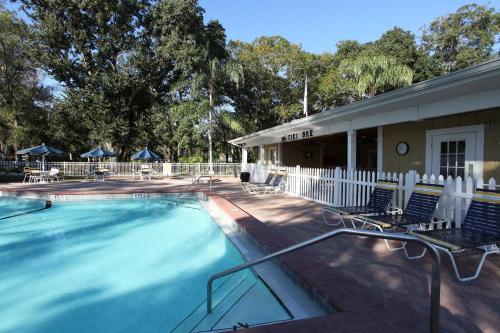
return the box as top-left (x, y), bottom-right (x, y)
top-left (340, 54), bottom-right (413, 98)
top-left (212, 109), bottom-right (245, 162)
top-left (20, 0), bottom-right (217, 159)
top-left (191, 20), bottom-right (244, 171)
top-left (421, 4), bottom-right (500, 73)
top-left (228, 36), bottom-right (324, 132)
top-left (376, 28), bottom-right (419, 68)
top-left (0, 4), bottom-right (51, 154)
top-left (20, 0), bottom-right (153, 158)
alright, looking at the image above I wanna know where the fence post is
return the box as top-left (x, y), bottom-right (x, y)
top-left (405, 170), bottom-right (417, 206)
top-left (333, 167), bottom-right (341, 206)
top-left (163, 163), bottom-right (171, 176)
top-left (295, 165), bottom-right (301, 197)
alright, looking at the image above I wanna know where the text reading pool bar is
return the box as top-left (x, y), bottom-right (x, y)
top-left (207, 228), bottom-right (441, 333)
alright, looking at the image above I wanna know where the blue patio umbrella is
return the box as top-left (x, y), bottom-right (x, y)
top-left (16, 143), bottom-right (65, 170)
top-left (80, 147), bottom-right (115, 159)
top-left (131, 147), bottom-right (161, 161)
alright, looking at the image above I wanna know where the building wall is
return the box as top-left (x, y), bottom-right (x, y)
top-left (382, 108), bottom-right (500, 180)
top-left (282, 141), bottom-right (322, 168)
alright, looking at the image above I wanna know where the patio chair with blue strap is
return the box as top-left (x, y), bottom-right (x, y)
top-left (409, 188), bottom-right (500, 282)
top-left (322, 179), bottom-right (398, 228)
top-left (249, 172), bottom-right (287, 195)
top-left (241, 171), bottom-right (276, 192)
top-left (352, 182), bottom-right (446, 250)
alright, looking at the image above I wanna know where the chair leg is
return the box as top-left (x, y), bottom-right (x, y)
top-left (403, 243), bottom-right (427, 259)
top-left (444, 246), bottom-right (499, 282)
top-left (357, 219), bottom-right (404, 251)
top-left (322, 210), bottom-right (347, 228)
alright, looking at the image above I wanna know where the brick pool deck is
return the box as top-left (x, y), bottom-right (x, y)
top-left (1, 179), bottom-right (499, 333)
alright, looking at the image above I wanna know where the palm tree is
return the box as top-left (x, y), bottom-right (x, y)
top-left (195, 58), bottom-right (244, 172)
top-left (340, 55), bottom-right (413, 99)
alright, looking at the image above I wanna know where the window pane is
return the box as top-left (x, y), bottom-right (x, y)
top-left (440, 142), bottom-right (448, 154)
top-left (457, 154), bottom-right (465, 167)
top-left (456, 168), bottom-right (465, 179)
top-left (458, 141), bottom-right (465, 153)
top-left (440, 167), bottom-right (447, 176)
top-left (449, 141), bottom-right (456, 154)
top-left (440, 155), bottom-right (447, 166)
top-left (449, 154), bottom-right (456, 167)
top-left (448, 168), bottom-right (456, 178)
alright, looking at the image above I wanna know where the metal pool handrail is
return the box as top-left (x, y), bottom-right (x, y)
top-left (176, 174), bottom-right (213, 202)
top-left (206, 228), bottom-right (441, 333)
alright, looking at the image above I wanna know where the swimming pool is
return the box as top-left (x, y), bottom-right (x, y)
top-left (0, 195), bottom-right (292, 333)
top-left (0, 197), bottom-right (48, 219)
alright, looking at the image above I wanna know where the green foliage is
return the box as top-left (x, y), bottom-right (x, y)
top-left (1, 1), bottom-right (498, 162)
top-left (0, 4), bottom-right (51, 154)
top-left (179, 155), bottom-right (204, 163)
top-left (340, 54), bottom-right (413, 98)
top-left (421, 4), bottom-right (500, 72)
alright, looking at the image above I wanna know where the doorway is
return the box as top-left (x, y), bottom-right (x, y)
top-left (426, 125), bottom-right (484, 179)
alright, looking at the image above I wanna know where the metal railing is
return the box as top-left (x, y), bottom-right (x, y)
top-left (176, 174), bottom-right (214, 203)
top-left (207, 229), bottom-right (441, 333)
top-left (170, 163), bottom-right (241, 177)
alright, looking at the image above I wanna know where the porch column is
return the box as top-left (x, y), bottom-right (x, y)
top-left (278, 142), bottom-right (283, 166)
top-left (241, 147), bottom-right (248, 170)
top-left (347, 129), bottom-right (357, 170)
top-left (377, 126), bottom-right (383, 173)
top-left (258, 144), bottom-right (265, 165)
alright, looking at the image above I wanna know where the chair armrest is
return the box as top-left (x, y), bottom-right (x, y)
top-left (386, 208), bottom-right (403, 215)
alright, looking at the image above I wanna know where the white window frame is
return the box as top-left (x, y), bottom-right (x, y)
top-left (425, 124), bottom-right (484, 179)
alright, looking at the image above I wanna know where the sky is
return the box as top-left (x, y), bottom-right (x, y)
top-left (199, 0), bottom-right (500, 54)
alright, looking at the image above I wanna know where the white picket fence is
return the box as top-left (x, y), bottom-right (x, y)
top-left (0, 161), bottom-right (241, 177)
top-left (245, 163), bottom-right (497, 226)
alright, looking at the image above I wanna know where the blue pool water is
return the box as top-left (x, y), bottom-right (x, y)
top-left (0, 197), bottom-right (46, 219)
top-left (0, 196), bottom-right (291, 333)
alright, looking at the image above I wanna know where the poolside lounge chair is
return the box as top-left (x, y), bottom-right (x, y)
top-left (352, 182), bottom-right (446, 250)
top-left (322, 179), bottom-right (398, 228)
top-left (47, 168), bottom-right (62, 183)
top-left (28, 169), bottom-right (43, 183)
top-left (409, 188), bottom-right (500, 282)
top-left (132, 165), bottom-right (152, 180)
top-left (241, 172), bottom-right (275, 192)
top-left (248, 172), bottom-right (286, 195)
top-left (149, 168), bottom-right (163, 180)
top-left (23, 167), bottom-right (32, 183)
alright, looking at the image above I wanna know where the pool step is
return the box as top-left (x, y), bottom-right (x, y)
top-left (170, 271), bottom-right (256, 333)
top-left (192, 276), bottom-right (258, 332)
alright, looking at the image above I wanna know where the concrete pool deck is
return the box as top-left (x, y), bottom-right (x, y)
top-left (1, 178), bottom-right (499, 333)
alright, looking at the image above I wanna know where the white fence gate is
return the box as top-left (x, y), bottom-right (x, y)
top-left (246, 163), bottom-right (497, 226)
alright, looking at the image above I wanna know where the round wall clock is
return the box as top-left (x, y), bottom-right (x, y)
top-left (396, 142), bottom-right (409, 156)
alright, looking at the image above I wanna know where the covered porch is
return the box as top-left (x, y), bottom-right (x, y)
top-left (231, 59), bottom-right (500, 181)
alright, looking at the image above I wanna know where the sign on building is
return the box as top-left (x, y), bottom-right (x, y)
top-left (281, 130), bottom-right (314, 142)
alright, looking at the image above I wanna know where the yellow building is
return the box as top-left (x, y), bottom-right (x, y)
top-left (230, 59), bottom-right (500, 181)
